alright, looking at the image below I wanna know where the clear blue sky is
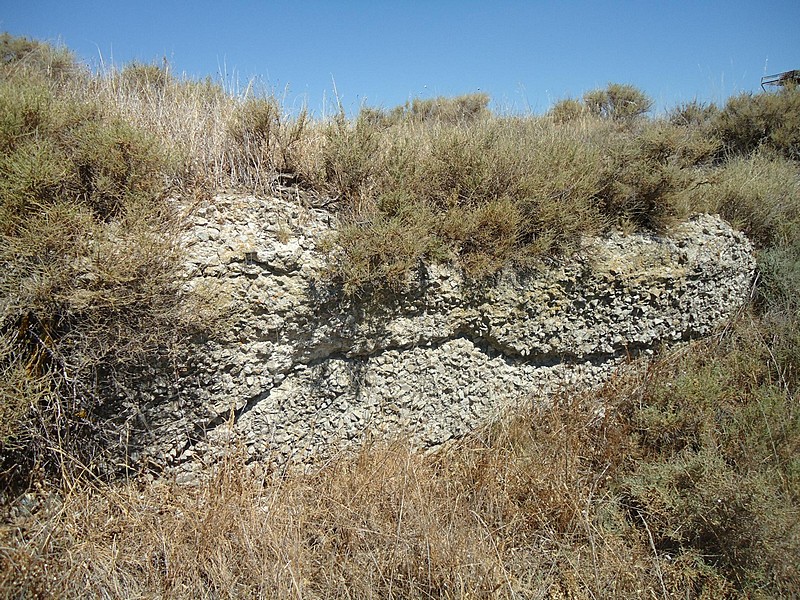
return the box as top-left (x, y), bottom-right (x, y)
top-left (2, 0), bottom-right (799, 116)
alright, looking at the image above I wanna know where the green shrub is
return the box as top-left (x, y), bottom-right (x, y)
top-left (317, 114), bottom-right (614, 290)
top-left (757, 252), bottom-right (800, 388)
top-left (622, 449), bottom-right (785, 586)
top-left (326, 196), bottom-right (447, 295)
top-left (406, 121), bottom-right (515, 209)
top-left (437, 197), bottom-right (523, 277)
top-left (0, 32), bottom-right (80, 81)
top-left (178, 75), bottom-right (228, 106)
top-left (0, 87), bottom-right (167, 226)
top-left (547, 98), bottom-right (586, 123)
top-left (0, 76), bottom-right (53, 153)
top-left (759, 246), bottom-right (800, 309)
top-left (354, 93), bottom-right (491, 130)
top-left (227, 96), bottom-right (281, 150)
top-left (549, 84), bottom-right (652, 125)
top-left (356, 105), bottom-right (393, 128)
top-left (714, 87), bottom-right (800, 160)
top-left (583, 83), bottom-right (653, 121)
top-left (613, 313), bottom-right (800, 593)
top-left (228, 95), bottom-right (286, 184)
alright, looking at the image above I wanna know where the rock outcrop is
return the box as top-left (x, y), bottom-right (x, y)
top-left (114, 193), bottom-right (755, 476)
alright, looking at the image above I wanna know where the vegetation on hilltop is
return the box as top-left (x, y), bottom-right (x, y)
top-left (1, 34), bottom-right (799, 597)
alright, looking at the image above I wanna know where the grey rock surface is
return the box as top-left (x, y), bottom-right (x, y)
top-left (115, 193), bottom-right (755, 474)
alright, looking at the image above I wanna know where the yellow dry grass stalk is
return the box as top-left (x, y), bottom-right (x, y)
top-left (0, 392), bottom-right (662, 599)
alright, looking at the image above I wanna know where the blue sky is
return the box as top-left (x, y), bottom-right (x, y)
top-left (2, 1), bottom-right (799, 116)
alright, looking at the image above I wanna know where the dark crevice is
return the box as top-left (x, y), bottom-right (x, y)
top-left (187, 388), bottom-right (274, 452)
top-left (298, 329), bottom-right (664, 372)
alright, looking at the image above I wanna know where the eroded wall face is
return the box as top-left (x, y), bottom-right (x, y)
top-left (114, 194), bottom-right (755, 477)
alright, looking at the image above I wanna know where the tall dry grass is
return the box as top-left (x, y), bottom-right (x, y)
top-left (0, 390), bottom-right (684, 599)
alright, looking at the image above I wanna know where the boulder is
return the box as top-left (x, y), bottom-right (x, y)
top-left (111, 193), bottom-right (755, 475)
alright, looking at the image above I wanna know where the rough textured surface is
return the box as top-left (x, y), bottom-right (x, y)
top-left (114, 193), bottom-right (755, 476)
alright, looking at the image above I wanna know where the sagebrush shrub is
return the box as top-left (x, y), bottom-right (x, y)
top-left (683, 153), bottom-right (800, 248)
top-left (0, 39), bottom-right (192, 475)
top-left (0, 32), bottom-right (81, 81)
top-left (548, 98), bottom-right (585, 123)
top-left (117, 61), bottom-right (172, 94)
top-left (583, 83), bottom-right (653, 121)
top-left (328, 196), bottom-right (446, 295)
top-left (409, 92), bottom-right (490, 124)
top-left (593, 122), bottom-right (707, 230)
top-left (714, 87), bottom-right (800, 160)
top-left (669, 99), bottom-right (720, 129)
top-left (318, 111), bottom-right (382, 201)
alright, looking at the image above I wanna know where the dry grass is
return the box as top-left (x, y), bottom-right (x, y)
top-left (0, 393), bottom-right (663, 599)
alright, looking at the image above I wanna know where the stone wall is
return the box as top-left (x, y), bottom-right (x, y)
top-left (113, 193), bottom-right (755, 477)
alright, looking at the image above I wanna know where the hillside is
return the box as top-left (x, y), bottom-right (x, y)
top-left (1, 34), bottom-right (799, 598)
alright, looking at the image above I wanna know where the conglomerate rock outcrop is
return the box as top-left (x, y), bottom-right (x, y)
top-left (111, 193), bottom-right (755, 477)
